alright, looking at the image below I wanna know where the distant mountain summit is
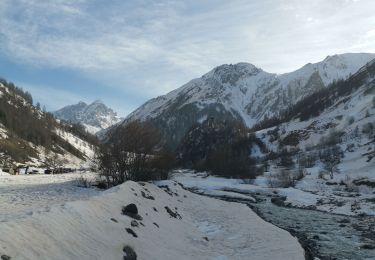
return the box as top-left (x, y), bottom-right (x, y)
top-left (54, 100), bottom-right (123, 134)
top-left (120, 53), bottom-right (375, 148)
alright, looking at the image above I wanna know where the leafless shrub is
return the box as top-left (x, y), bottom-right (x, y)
top-left (98, 121), bottom-right (174, 187)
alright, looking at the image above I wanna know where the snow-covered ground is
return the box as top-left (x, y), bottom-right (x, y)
top-left (171, 169), bottom-right (375, 216)
top-left (0, 173), bottom-right (305, 260)
top-left (0, 172), bottom-right (100, 222)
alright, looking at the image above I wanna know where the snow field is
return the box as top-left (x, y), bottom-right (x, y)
top-left (0, 177), bottom-right (304, 260)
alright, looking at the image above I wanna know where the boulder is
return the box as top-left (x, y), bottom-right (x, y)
top-left (122, 204), bottom-right (143, 221)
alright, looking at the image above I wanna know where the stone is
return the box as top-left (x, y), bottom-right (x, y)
top-left (123, 245), bottom-right (137, 260)
top-left (125, 228), bottom-right (138, 238)
top-left (122, 204), bottom-right (143, 221)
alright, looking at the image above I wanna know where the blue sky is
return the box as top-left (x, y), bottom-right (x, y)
top-left (0, 0), bottom-right (375, 116)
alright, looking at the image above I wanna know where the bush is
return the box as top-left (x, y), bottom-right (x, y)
top-left (297, 152), bottom-right (317, 168)
top-left (75, 175), bottom-right (91, 188)
top-left (277, 147), bottom-right (295, 168)
top-left (347, 116), bottom-right (355, 125)
top-left (319, 145), bottom-right (342, 178)
top-left (267, 168), bottom-right (304, 188)
top-left (98, 121), bottom-right (174, 186)
top-left (362, 122), bottom-right (374, 138)
top-left (318, 129), bottom-right (343, 147)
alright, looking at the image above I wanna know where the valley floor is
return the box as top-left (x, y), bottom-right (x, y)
top-left (0, 173), bottom-right (304, 260)
top-left (0, 172), bottom-right (100, 222)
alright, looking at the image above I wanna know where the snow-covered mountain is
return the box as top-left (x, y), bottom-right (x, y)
top-left (54, 100), bottom-right (123, 134)
top-left (122, 53), bottom-right (375, 147)
top-left (246, 53), bottom-right (375, 218)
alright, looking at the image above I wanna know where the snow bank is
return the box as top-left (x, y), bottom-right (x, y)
top-left (0, 180), bottom-right (304, 260)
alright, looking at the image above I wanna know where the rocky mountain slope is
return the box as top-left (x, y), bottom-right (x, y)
top-left (54, 100), bottom-right (122, 134)
top-left (121, 53), bottom-right (375, 148)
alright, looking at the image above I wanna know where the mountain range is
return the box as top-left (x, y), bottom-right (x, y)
top-left (120, 53), bottom-right (375, 148)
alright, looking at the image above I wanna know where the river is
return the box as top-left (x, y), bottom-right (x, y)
top-left (187, 187), bottom-right (375, 260)
top-left (242, 194), bottom-right (375, 260)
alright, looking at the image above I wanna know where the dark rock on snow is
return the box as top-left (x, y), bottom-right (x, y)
top-left (165, 206), bottom-right (182, 219)
top-left (122, 204), bottom-right (143, 221)
top-left (123, 245), bottom-right (137, 260)
top-left (125, 228), bottom-right (138, 238)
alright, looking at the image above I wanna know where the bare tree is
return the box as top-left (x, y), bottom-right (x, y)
top-left (44, 151), bottom-right (68, 174)
top-left (98, 120), bottom-right (173, 186)
top-left (0, 153), bottom-right (12, 168)
top-left (320, 145), bottom-right (342, 179)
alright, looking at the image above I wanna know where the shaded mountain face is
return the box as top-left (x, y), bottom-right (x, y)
top-left (54, 100), bottom-right (123, 134)
top-left (118, 53), bottom-right (375, 148)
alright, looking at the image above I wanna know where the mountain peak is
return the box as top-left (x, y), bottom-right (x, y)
top-left (77, 101), bottom-right (87, 106)
top-left (203, 62), bottom-right (264, 85)
top-left (91, 99), bottom-right (103, 105)
top-left (211, 62), bottom-right (262, 75)
top-left (53, 100), bottom-right (123, 134)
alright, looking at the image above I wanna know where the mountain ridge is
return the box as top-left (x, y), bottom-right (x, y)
top-left (118, 53), bottom-right (375, 148)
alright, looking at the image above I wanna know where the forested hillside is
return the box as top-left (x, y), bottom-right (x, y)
top-left (0, 78), bottom-right (98, 165)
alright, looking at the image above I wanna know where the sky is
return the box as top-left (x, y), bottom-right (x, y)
top-left (0, 0), bottom-right (375, 117)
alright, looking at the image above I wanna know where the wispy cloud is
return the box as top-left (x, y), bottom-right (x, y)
top-left (0, 0), bottom-right (375, 114)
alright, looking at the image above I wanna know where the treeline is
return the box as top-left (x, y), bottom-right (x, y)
top-left (252, 59), bottom-right (375, 131)
top-left (0, 78), bottom-right (33, 105)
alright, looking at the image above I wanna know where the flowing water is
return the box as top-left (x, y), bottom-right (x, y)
top-left (247, 195), bottom-right (375, 260)
top-left (189, 188), bottom-right (375, 260)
